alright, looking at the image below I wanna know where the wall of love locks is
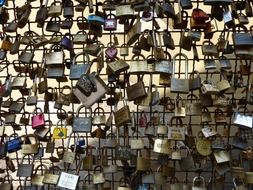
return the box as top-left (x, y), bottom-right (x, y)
top-left (0, 0), bottom-right (253, 189)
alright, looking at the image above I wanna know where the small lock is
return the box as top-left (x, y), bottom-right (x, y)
top-left (104, 13), bottom-right (117, 31)
top-left (105, 42), bottom-right (117, 59)
top-left (120, 44), bottom-right (129, 56)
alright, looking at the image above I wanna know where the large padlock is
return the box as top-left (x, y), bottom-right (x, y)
top-left (70, 51), bottom-right (91, 80)
top-left (17, 155), bottom-right (34, 177)
top-left (73, 105), bottom-right (92, 133)
top-left (171, 53), bottom-right (189, 93)
top-left (104, 13), bottom-right (117, 31)
top-left (45, 44), bottom-right (64, 66)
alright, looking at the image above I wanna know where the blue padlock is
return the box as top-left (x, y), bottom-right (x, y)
top-left (0, 0), bottom-right (5, 7)
top-left (60, 33), bottom-right (73, 51)
top-left (78, 139), bottom-right (85, 147)
top-left (7, 134), bottom-right (22, 153)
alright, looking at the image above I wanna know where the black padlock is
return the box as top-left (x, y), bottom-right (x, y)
top-left (163, 30), bottom-right (175, 50)
top-left (46, 16), bottom-right (61, 32)
top-left (132, 42), bottom-right (142, 55)
top-left (63, 0), bottom-right (74, 18)
top-left (35, 0), bottom-right (48, 25)
top-left (61, 18), bottom-right (73, 29)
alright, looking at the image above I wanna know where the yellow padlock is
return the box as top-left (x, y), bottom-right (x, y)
top-left (53, 120), bottom-right (68, 139)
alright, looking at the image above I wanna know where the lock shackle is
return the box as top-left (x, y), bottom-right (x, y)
top-left (189, 70), bottom-right (200, 79)
top-left (23, 133), bottom-right (38, 145)
top-left (33, 107), bottom-right (43, 114)
top-left (56, 119), bottom-right (67, 128)
top-left (170, 176), bottom-right (180, 184)
top-left (76, 105), bottom-right (92, 117)
top-left (119, 177), bottom-right (131, 187)
top-left (20, 154), bottom-right (35, 164)
top-left (84, 173), bottom-right (94, 183)
top-left (94, 165), bottom-right (103, 173)
top-left (34, 164), bottom-right (48, 175)
top-left (2, 174), bottom-right (13, 183)
top-left (193, 176), bottom-right (205, 187)
top-left (170, 116), bottom-right (183, 127)
top-left (131, 54), bottom-right (146, 61)
top-left (172, 53), bottom-right (188, 79)
top-left (93, 106), bottom-right (105, 115)
top-left (66, 132), bottom-right (79, 152)
top-left (186, 93), bottom-right (199, 102)
top-left (175, 95), bottom-right (185, 107)
top-left (73, 51), bottom-right (90, 66)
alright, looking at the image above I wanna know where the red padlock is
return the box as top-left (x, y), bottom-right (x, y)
top-left (32, 108), bottom-right (45, 129)
top-left (104, 14), bottom-right (117, 31)
top-left (139, 111), bottom-right (148, 128)
top-left (105, 42), bottom-right (117, 59)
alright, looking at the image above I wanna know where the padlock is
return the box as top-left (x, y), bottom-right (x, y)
top-left (46, 16), bottom-right (61, 32)
top-left (60, 33), bottom-right (73, 50)
top-left (120, 44), bottom-right (129, 56)
top-left (77, 16), bottom-right (89, 30)
top-left (174, 95), bottom-right (186, 118)
top-left (6, 133), bottom-right (22, 153)
top-left (31, 164), bottom-right (47, 186)
top-left (93, 165), bottom-right (105, 184)
top-left (130, 131), bottom-right (144, 150)
top-left (223, 10), bottom-right (235, 28)
top-left (53, 120), bottom-right (68, 139)
top-left (137, 148), bottom-right (151, 171)
top-left (63, 0), bottom-right (74, 18)
top-left (163, 29), bottom-right (175, 49)
top-left (62, 133), bottom-right (78, 164)
top-left (104, 13), bottom-right (117, 31)
top-left (70, 51), bottom-right (91, 80)
top-left (0, 175), bottom-right (13, 190)
top-left (192, 176), bottom-right (207, 190)
top-left (179, 30), bottom-right (192, 51)
top-left (92, 107), bottom-right (106, 125)
top-left (185, 94), bottom-right (202, 116)
top-left (105, 42), bottom-right (118, 59)
top-left (21, 134), bottom-right (39, 155)
top-left (31, 108), bottom-right (45, 129)
top-left (35, 0), bottom-right (48, 25)
top-left (48, 1), bottom-right (62, 17)
top-left (202, 41), bottom-right (219, 57)
top-left (61, 18), bottom-right (73, 29)
top-left (139, 111), bottom-right (148, 128)
top-left (17, 155), bottom-right (34, 177)
top-left (174, 10), bottom-right (188, 29)
top-left (73, 31), bottom-right (88, 44)
top-left (171, 53), bottom-right (189, 93)
top-left (1, 34), bottom-right (12, 51)
top-left (73, 105), bottom-right (92, 133)
top-left (43, 166), bottom-right (61, 185)
top-left (19, 45), bottom-right (35, 64)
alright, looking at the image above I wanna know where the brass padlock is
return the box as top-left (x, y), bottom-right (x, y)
top-left (21, 134), bottom-right (39, 155)
top-left (62, 133), bottom-right (78, 164)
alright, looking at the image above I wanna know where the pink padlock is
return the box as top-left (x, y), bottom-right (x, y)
top-left (32, 108), bottom-right (45, 129)
top-left (139, 111), bottom-right (148, 128)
